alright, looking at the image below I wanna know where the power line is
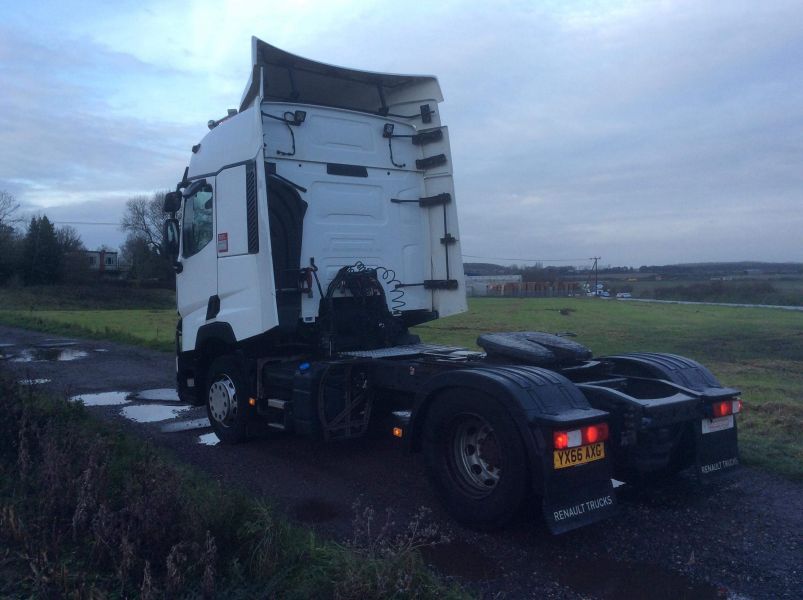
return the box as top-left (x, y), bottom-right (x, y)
top-left (462, 254), bottom-right (594, 263)
top-left (51, 221), bottom-right (119, 226)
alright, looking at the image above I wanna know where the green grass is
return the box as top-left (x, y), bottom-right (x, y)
top-left (0, 309), bottom-right (177, 352)
top-left (1, 295), bottom-right (801, 480)
top-left (413, 298), bottom-right (803, 480)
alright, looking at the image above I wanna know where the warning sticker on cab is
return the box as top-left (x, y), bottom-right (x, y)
top-left (553, 443), bottom-right (605, 469)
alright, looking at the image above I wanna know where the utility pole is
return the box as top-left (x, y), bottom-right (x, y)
top-left (590, 256), bottom-right (601, 294)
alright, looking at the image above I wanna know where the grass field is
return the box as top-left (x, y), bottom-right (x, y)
top-left (0, 292), bottom-right (800, 479)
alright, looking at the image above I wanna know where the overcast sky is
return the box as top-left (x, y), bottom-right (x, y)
top-left (1, 0), bottom-right (801, 267)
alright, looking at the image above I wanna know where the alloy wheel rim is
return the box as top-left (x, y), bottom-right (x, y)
top-left (208, 375), bottom-right (238, 427)
top-left (450, 413), bottom-right (501, 497)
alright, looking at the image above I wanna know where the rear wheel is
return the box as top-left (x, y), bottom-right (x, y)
top-left (423, 390), bottom-right (530, 530)
top-left (206, 355), bottom-right (251, 443)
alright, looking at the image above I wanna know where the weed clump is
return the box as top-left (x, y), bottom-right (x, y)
top-left (0, 371), bottom-right (467, 599)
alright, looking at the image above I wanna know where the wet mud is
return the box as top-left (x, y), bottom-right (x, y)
top-left (421, 540), bottom-right (499, 581)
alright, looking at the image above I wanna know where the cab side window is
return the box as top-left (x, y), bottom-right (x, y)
top-left (182, 184), bottom-right (213, 258)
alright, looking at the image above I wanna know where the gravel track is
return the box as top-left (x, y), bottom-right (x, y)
top-left (1, 324), bottom-right (800, 599)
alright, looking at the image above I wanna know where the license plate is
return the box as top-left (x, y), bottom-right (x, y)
top-left (553, 443), bottom-right (605, 470)
top-left (701, 415), bottom-right (734, 434)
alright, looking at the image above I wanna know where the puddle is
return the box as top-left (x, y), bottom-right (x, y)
top-left (292, 498), bottom-right (343, 523)
top-left (551, 555), bottom-right (720, 600)
top-left (18, 378), bottom-right (51, 386)
top-left (162, 417), bottom-right (211, 433)
top-left (37, 339), bottom-right (77, 348)
top-left (120, 403), bottom-right (190, 423)
top-left (197, 432), bottom-right (220, 446)
top-left (10, 348), bottom-right (89, 362)
top-left (420, 540), bottom-right (498, 581)
top-left (131, 388), bottom-right (180, 403)
top-left (71, 391), bottom-right (132, 406)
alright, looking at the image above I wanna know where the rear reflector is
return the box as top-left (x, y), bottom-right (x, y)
top-left (554, 423), bottom-right (609, 449)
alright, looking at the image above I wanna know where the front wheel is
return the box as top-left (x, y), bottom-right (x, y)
top-left (422, 390), bottom-right (530, 530)
top-left (206, 355), bottom-right (252, 444)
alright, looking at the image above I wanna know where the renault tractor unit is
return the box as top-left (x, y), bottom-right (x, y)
top-left (162, 38), bottom-right (741, 533)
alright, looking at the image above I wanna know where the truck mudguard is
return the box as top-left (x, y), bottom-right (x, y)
top-left (605, 352), bottom-right (741, 479)
top-left (604, 352), bottom-right (727, 392)
top-left (195, 321), bottom-right (238, 354)
top-left (413, 365), bottom-right (617, 534)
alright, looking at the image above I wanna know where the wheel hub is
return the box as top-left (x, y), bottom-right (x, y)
top-left (208, 375), bottom-right (238, 427)
top-left (451, 414), bottom-right (501, 496)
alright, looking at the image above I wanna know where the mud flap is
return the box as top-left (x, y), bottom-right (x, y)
top-left (695, 417), bottom-right (739, 478)
top-left (542, 451), bottom-right (618, 534)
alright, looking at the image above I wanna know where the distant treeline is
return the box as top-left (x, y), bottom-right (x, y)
top-left (464, 261), bottom-right (803, 278)
top-left (636, 262), bottom-right (803, 277)
top-left (644, 281), bottom-right (802, 306)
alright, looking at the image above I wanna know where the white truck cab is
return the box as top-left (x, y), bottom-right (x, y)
top-left (162, 39), bottom-right (740, 535)
top-left (167, 38), bottom-right (465, 358)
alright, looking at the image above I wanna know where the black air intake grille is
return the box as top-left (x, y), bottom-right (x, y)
top-left (246, 162), bottom-right (259, 253)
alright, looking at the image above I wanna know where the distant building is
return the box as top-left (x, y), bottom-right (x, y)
top-left (85, 250), bottom-right (119, 274)
top-left (466, 274), bottom-right (580, 297)
top-left (465, 275), bottom-right (522, 297)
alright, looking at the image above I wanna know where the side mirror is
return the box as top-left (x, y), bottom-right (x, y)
top-left (163, 218), bottom-right (180, 263)
top-left (163, 191), bottom-right (182, 213)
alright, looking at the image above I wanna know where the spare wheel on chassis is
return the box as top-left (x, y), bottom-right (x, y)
top-left (423, 388), bottom-right (530, 530)
top-left (206, 355), bottom-right (252, 443)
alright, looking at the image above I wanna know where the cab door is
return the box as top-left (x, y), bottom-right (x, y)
top-left (176, 179), bottom-right (218, 352)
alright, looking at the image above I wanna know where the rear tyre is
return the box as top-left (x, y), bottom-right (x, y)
top-left (423, 389), bottom-right (530, 530)
top-left (206, 355), bottom-right (251, 444)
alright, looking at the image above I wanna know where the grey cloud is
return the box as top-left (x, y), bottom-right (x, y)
top-left (2, 1), bottom-right (802, 265)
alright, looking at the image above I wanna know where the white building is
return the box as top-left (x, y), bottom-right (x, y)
top-left (84, 250), bottom-right (119, 273)
top-left (465, 274), bottom-right (522, 297)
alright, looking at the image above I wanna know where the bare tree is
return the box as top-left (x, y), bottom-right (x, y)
top-left (120, 192), bottom-right (167, 255)
top-left (56, 225), bottom-right (85, 253)
top-left (0, 190), bottom-right (21, 227)
top-left (120, 192), bottom-right (174, 282)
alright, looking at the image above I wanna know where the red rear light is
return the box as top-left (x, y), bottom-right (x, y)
top-left (554, 423), bottom-right (608, 449)
top-left (553, 431), bottom-right (568, 449)
top-left (582, 422), bottom-right (609, 444)
top-left (733, 398), bottom-right (743, 414)
top-left (712, 401), bottom-right (733, 418)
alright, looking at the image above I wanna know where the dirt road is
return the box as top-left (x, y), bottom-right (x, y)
top-left (1, 324), bottom-right (800, 599)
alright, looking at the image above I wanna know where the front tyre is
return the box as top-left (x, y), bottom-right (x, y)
top-left (423, 390), bottom-right (530, 530)
top-left (206, 355), bottom-right (251, 444)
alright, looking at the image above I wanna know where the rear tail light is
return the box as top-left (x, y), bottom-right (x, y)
top-left (583, 422), bottom-right (609, 444)
top-left (553, 423), bottom-right (609, 449)
top-left (711, 398), bottom-right (742, 418)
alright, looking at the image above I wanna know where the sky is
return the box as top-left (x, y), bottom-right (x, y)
top-left (1, 0), bottom-right (801, 267)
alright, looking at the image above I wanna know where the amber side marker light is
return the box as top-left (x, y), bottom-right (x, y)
top-left (392, 427), bottom-right (404, 438)
top-left (248, 397), bottom-right (257, 407)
